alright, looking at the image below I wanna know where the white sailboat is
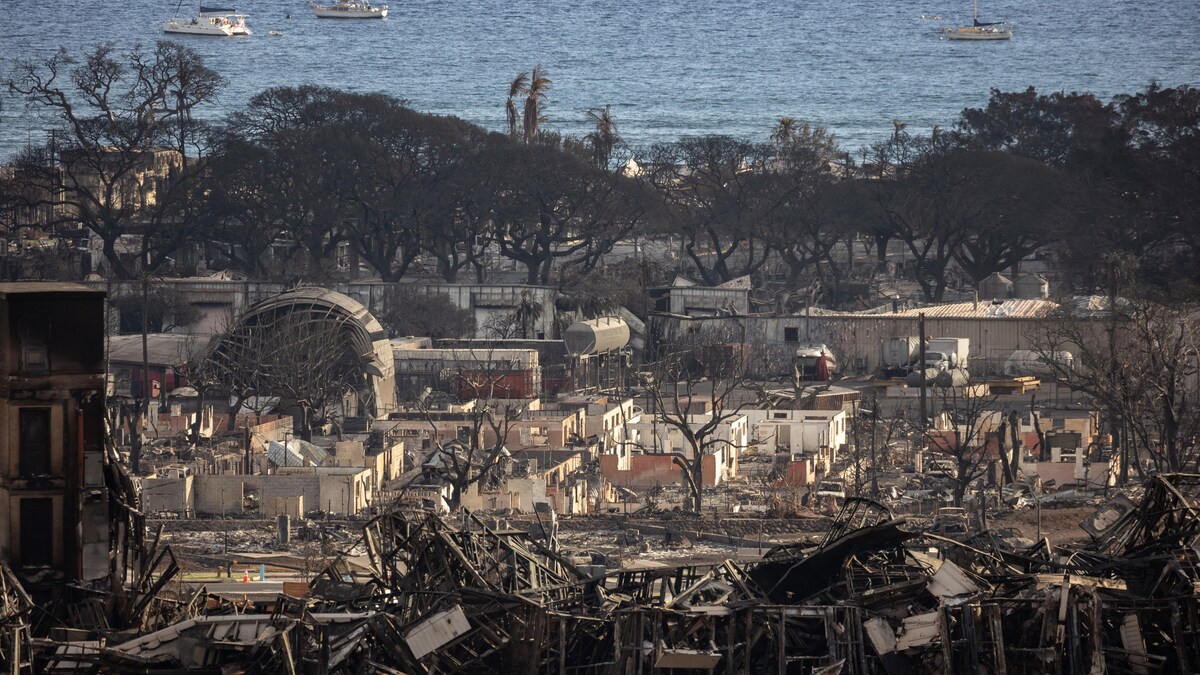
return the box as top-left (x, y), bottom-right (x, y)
top-left (309, 1), bottom-right (388, 19)
top-left (164, 2), bottom-right (252, 36)
top-left (943, 0), bottom-right (1011, 40)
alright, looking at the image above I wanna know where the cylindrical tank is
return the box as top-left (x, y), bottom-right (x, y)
top-left (1013, 273), bottom-right (1050, 299)
top-left (980, 272), bottom-right (1013, 300)
top-left (880, 336), bottom-right (921, 368)
top-left (563, 317), bottom-right (630, 356)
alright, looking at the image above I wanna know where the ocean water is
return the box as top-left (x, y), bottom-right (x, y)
top-left (1, 0), bottom-right (1198, 158)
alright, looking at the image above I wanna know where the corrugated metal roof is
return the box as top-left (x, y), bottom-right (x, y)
top-left (0, 282), bottom-right (104, 296)
top-left (109, 333), bottom-right (210, 365)
top-left (267, 439), bottom-right (327, 467)
top-left (887, 299), bottom-right (1059, 319)
top-left (683, 299), bottom-right (1060, 321)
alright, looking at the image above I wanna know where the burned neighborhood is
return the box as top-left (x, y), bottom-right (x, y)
top-left (1, 39), bottom-right (1200, 675)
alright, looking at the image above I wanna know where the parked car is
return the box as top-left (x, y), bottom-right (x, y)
top-left (925, 457), bottom-right (957, 478)
top-left (930, 507), bottom-right (969, 536)
top-left (815, 480), bottom-right (847, 500)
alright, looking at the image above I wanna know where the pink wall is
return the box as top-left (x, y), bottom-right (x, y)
top-left (600, 454), bottom-right (719, 488)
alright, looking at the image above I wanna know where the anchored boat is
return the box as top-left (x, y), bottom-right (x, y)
top-left (164, 2), bottom-right (252, 36)
top-left (943, 0), bottom-right (1011, 40)
top-left (309, 1), bottom-right (388, 19)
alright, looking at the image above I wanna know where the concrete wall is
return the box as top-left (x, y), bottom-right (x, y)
top-left (783, 460), bottom-right (814, 487)
top-left (317, 470), bottom-right (372, 515)
top-left (666, 283), bottom-right (750, 316)
top-left (618, 413), bottom-right (745, 483)
top-left (489, 411), bottom-right (583, 449)
top-left (265, 495), bottom-right (304, 518)
top-left (585, 398), bottom-right (637, 452)
top-left (685, 310), bottom-right (1074, 376)
top-left (744, 409), bottom-right (847, 455)
top-left (546, 478), bottom-right (589, 515)
top-left (141, 474), bottom-right (193, 514)
top-left (330, 441), bottom-right (366, 467)
top-left (196, 469), bottom-right (371, 517)
top-left (461, 488), bottom-right (515, 512)
top-left (193, 474), bottom-right (246, 515)
top-left (257, 470), bottom-right (322, 516)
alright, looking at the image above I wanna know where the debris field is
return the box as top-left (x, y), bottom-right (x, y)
top-left (6, 474), bottom-right (1200, 673)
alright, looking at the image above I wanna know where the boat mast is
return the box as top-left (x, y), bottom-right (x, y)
top-left (972, 0), bottom-right (978, 23)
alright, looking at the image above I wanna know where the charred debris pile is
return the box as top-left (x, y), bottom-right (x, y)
top-left (7, 475), bottom-right (1200, 674)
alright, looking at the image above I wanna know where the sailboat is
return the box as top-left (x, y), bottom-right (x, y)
top-left (164, 1), bottom-right (252, 36)
top-left (943, 0), bottom-right (1011, 40)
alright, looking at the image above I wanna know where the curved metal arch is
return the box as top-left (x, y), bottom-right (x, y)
top-left (210, 287), bottom-right (396, 417)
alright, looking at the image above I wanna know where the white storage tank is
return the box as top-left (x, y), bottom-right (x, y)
top-left (1004, 349), bottom-right (1073, 376)
top-left (880, 336), bottom-right (921, 368)
top-left (564, 317), bottom-right (630, 356)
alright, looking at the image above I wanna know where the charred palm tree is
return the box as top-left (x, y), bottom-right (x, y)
top-left (522, 65), bottom-right (551, 143)
top-left (506, 72), bottom-right (529, 140)
top-left (771, 116), bottom-right (797, 147)
top-left (585, 104), bottom-right (621, 169)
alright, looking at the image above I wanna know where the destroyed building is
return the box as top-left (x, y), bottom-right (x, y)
top-left (0, 283), bottom-right (114, 590)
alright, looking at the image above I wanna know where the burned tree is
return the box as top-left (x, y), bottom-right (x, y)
top-left (374, 286), bottom-right (475, 340)
top-left (641, 136), bottom-right (781, 286)
top-left (917, 384), bottom-right (1003, 506)
top-left (411, 350), bottom-right (530, 510)
top-left (207, 301), bottom-right (367, 441)
top-left (637, 333), bottom-right (758, 513)
top-left (6, 42), bottom-right (224, 279)
top-left (1031, 294), bottom-right (1200, 477)
top-left (485, 138), bottom-right (645, 285)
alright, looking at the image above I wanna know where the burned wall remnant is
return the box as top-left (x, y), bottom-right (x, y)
top-left (0, 283), bottom-right (111, 591)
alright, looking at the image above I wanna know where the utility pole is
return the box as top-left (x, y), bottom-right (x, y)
top-left (243, 426), bottom-right (252, 475)
top-left (852, 399), bottom-right (861, 495)
top-left (870, 395), bottom-right (879, 496)
top-left (918, 313), bottom-right (928, 431)
top-left (135, 274), bottom-right (151, 475)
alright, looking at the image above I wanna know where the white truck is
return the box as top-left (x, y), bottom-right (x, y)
top-left (926, 337), bottom-right (970, 369)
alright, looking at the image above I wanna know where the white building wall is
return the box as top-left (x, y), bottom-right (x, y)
top-left (743, 409), bottom-right (847, 461)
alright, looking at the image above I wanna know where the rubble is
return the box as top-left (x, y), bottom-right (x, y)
top-left (9, 474), bottom-right (1200, 672)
